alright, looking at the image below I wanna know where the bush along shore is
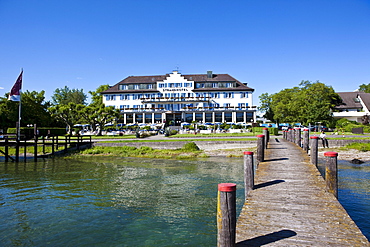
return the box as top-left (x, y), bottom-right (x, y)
top-left (77, 142), bottom-right (209, 159)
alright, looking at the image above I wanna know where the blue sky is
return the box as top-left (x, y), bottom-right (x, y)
top-left (1, 0), bottom-right (369, 105)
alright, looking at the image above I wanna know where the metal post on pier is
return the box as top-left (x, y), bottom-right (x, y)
top-left (256, 134), bottom-right (265, 164)
top-left (310, 136), bottom-right (319, 167)
top-left (243, 151), bottom-right (254, 198)
top-left (302, 129), bottom-right (309, 153)
top-left (324, 152), bottom-right (338, 198)
top-left (217, 183), bottom-right (236, 247)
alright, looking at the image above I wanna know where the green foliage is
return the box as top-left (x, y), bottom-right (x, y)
top-left (260, 80), bottom-right (341, 125)
top-left (344, 142), bottom-right (370, 152)
top-left (0, 90), bottom-right (56, 130)
top-left (182, 142), bottom-right (200, 151)
top-left (49, 102), bottom-right (83, 135)
top-left (358, 83), bottom-right (370, 93)
top-left (52, 86), bottom-right (87, 105)
top-left (7, 127), bottom-right (66, 137)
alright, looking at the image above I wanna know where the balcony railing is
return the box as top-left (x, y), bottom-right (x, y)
top-left (120, 106), bottom-right (257, 113)
top-left (141, 96), bottom-right (212, 103)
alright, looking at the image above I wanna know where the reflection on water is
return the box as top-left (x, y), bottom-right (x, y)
top-left (0, 157), bottom-right (246, 246)
top-left (318, 159), bottom-right (370, 241)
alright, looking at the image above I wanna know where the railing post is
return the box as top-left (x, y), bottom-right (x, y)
top-left (34, 136), bottom-right (38, 162)
top-left (256, 134), bottom-right (265, 163)
top-left (288, 129), bottom-right (293, 142)
top-left (310, 136), bottom-right (319, 167)
top-left (302, 129), bottom-right (309, 153)
top-left (295, 128), bottom-right (301, 147)
top-left (243, 151), bottom-right (254, 198)
top-left (262, 128), bottom-right (269, 148)
top-left (324, 152), bottom-right (338, 198)
top-left (217, 183), bottom-right (236, 247)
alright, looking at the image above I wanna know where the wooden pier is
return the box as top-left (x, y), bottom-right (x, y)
top-left (0, 135), bottom-right (92, 162)
top-left (235, 139), bottom-right (369, 246)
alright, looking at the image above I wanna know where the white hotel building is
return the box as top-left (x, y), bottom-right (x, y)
top-left (101, 71), bottom-right (256, 125)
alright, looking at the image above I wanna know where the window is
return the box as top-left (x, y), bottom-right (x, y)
top-left (134, 84), bottom-right (139, 89)
top-left (354, 98), bottom-right (360, 103)
top-left (240, 92), bottom-right (249, 98)
top-left (120, 94), bottom-right (130, 100)
top-left (184, 83), bottom-right (192, 87)
top-left (224, 92), bottom-right (234, 98)
top-left (120, 85), bottom-right (128, 90)
top-left (105, 95), bottom-right (116, 101)
top-left (224, 103), bottom-right (231, 108)
top-left (212, 83), bottom-right (218, 88)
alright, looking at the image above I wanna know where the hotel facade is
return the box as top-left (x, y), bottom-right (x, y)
top-left (101, 71), bottom-right (256, 125)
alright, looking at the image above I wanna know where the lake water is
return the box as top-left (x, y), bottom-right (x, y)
top-left (0, 157), bottom-right (246, 246)
top-left (0, 156), bottom-right (368, 246)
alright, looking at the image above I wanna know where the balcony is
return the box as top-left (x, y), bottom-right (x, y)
top-left (141, 96), bottom-right (211, 104)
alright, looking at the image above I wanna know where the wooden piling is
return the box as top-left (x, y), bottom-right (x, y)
top-left (5, 137), bottom-right (9, 162)
top-left (303, 129), bottom-right (309, 152)
top-left (217, 183), bottom-right (237, 247)
top-left (262, 128), bottom-right (269, 148)
top-left (295, 128), bottom-right (301, 146)
top-left (324, 152), bottom-right (338, 198)
top-left (243, 151), bottom-right (254, 198)
top-left (310, 136), bottom-right (318, 167)
top-left (256, 134), bottom-right (265, 163)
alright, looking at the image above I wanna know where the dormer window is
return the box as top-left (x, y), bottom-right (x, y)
top-left (354, 98), bottom-right (360, 103)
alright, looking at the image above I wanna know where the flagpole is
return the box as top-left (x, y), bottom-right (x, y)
top-left (17, 69), bottom-right (23, 142)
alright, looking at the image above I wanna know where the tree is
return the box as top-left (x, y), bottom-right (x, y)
top-left (0, 90), bottom-right (55, 131)
top-left (358, 83), bottom-right (370, 93)
top-left (52, 86), bottom-right (87, 105)
top-left (79, 85), bottom-right (120, 135)
top-left (258, 93), bottom-right (274, 121)
top-left (49, 102), bottom-right (83, 135)
top-left (259, 80), bottom-right (341, 125)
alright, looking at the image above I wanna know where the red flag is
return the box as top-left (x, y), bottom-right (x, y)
top-left (8, 70), bottom-right (23, 101)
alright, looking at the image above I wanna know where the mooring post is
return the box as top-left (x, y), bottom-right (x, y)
top-left (24, 138), bottom-right (27, 163)
top-left (295, 128), bottom-right (301, 147)
top-left (51, 136), bottom-right (55, 155)
top-left (42, 136), bottom-right (45, 154)
top-left (217, 183), bottom-right (236, 247)
top-left (289, 129), bottom-right (293, 142)
top-left (5, 136), bottom-right (9, 162)
top-left (262, 128), bottom-right (269, 148)
top-left (303, 129), bottom-right (309, 153)
top-left (256, 134), bottom-right (265, 163)
top-left (243, 151), bottom-right (254, 198)
top-left (34, 136), bottom-right (38, 162)
top-left (310, 136), bottom-right (319, 167)
top-left (324, 152), bottom-right (338, 198)
top-left (64, 136), bottom-right (68, 153)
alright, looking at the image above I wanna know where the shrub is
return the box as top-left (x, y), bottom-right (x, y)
top-left (182, 142), bottom-right (200, 151)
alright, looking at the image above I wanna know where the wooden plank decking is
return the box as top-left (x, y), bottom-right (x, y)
top-left (236, 139), bottom-right (369, 246)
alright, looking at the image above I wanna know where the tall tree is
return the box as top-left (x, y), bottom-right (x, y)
top-left (259, 80), bottom-right (341, 125)
top-left (79, 85), bottom-right (120, 135)
top-left (258, 93), bottom-right (274, 121)
top-left (0, 90), bottom-right (55, 130)
top-left (358, 83), bottom-right (370, 93)
top-left (49, 102), bottom-right (83, 135)
top-left (52, 86), bottom-right (87, 105)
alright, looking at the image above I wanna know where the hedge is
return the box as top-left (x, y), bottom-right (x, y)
top-left (7, 127), bottom-right (67, 138)
top-left (252, 127), bottom-right (279, 135)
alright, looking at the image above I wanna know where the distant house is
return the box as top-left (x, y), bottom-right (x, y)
top-left (101, 70), bottom-right (256, 125)
top-left (333, 91), bottom-right (370, 122)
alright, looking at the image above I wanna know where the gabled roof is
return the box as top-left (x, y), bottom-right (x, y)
top-left (335, 91), bottom-right (370, 111)
top-left (102, 72), bottom-right (254, 94)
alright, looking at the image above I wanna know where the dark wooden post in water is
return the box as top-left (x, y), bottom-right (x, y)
top-left (262, 128), bottom-right (269, 148)
top-left (64, 136), bottom-right (68, 153)
top-left (34, 137), bottom-right (38, 162)
top-left (310, 136), bottom-right (319, 167)
top-left (23, 138), bottom-right (27, 162)
top-left (324, 152), bottom-right (338, 198)
top-left (295, 128), bottom-right (301, 147)
top-left (243, 151), bottom-right (254, 198)
top-left (256, 134), bottom-right (265, 163)
top-left (51, 136), bottom-right (55, 155)
top-left (217, 183), bottom-right (236, 247)
top-left (302, 129), bottom-right (309, 153)
top-left (5, 137), bottom-right (9, 162)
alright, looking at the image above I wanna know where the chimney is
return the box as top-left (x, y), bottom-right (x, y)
top-left (207, 71), bottom-right (213, 78)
